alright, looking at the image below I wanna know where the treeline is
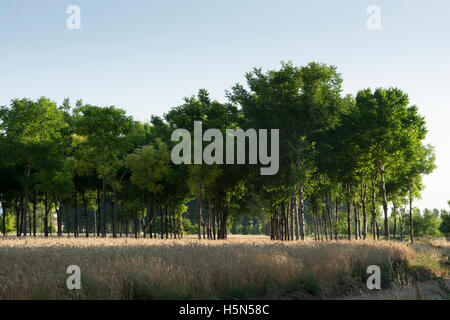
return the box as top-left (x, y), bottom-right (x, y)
top-left (0, 61), bottom-right (438, 242)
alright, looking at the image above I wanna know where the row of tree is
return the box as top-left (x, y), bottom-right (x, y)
top-left (0, 61), bottom-right (437, 242)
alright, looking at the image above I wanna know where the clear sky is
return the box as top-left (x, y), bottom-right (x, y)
top-left (0, 0), bottom-right (449, 210)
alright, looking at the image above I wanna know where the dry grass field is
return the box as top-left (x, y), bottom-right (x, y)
top-left (0, 235), bottom-right (448, 300)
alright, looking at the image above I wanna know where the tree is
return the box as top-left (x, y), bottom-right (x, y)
top-left (73, 105), bottom-right (132, 237)
top-left (0, 97), bottom-right (67, 237)
top-left (126, 140), bottom-right (171, 238)
top-left (413, 209), bottom-right (441, 237)
top-left (229, 61), bottom-right (347, 241)
top-left (356, 88), bottom-right (435, 240)
top-left (438, 202), bottom-right (450, 237)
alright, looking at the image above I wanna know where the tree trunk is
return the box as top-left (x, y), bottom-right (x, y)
top-left (112, 190), bottom-right (118, 238)
top-left (160, 207), bottom-right (164, 239)
top-left (83, 192), bottom-right (89, 238)
top-left (325, 197), bottom-right (333, 240)
top-left (22, 167), bottom-right (31, 237)
top-left (392, 204), bottom-right (397, 239)
top-left (134, 215), bottom-right (138, 239)
top-left (96, 188), bottom-right (100, 237)
top-left (298, 180), bottom-right (306, 240)
top-left (56, 197), bottom-right (63, 236)
top-left (44, 194), bottom-right (49, 237)
top-left (74, 191), bottom-right (79, 238)
top-left (141, 195), bottom-right (146, 238)
top-left (409, 186), bottom-right (414, 243)
top-left (101, 177), bottom-right (106, 238)
top-left (198, 182), bottom-right (203, 240)
top-left (165, 207), bottom-right (169, 239)
top-left (379, 166), bottom-right (389, 240)
top-left (19, 196), bottom-right (24, 236)
top-left (219, 202), bottom-right (229, 239)
top-left (293, 197), bottom-right (299, 240)
top-left (399, 212), bottom-right (403, 240)
top-left (334, 200), bottom-right (339, 241)
top-left (33, 198), bottom-right (37, 237)
top-left (1, 202), bottom-right (6, 237)
top-left (323, 209), bottom-right (328, 241)
top-left (361, 178), bottom-right (367, 240)
top-left (371, 178), bottom-right (377, 240)
top-left (318, 213), bottom-right (323, 241)
top-left (289, 199), bottom-right (294, 241)
top-left (353, 201), bottom-right (359, 240)
top-left (212, 205), bottom-right (217, 240)
top-left (376, 221), bottom-right (380, 240)
top-left (347, 200), bottom-right (351, 241)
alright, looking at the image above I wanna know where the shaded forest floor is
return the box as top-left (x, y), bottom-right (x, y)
top-left (0, 235), bottom-right (448, 300)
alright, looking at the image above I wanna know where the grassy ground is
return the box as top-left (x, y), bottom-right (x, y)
top-left (0, 235), bottom-right (448, 300)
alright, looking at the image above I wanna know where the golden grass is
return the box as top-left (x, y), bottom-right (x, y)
top-left (0, 235), bottom-right (446, 300)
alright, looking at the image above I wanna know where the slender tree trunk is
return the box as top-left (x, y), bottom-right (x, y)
top-left (347, 200), bottom-right (351, 241)
top-left (361, 178), bottom-right (367, 239)
top-left (19, 196), bottom-right (24, 236)
top-left (392, 204), bottom-right (397, 239)
top-left (22, 167), bottom-right (31, 237)
top-left (325, 196), bottom-right (333, 240)
top-left (141, 194), bottom-right (146, 239)
top-left (298, 180), bottom-right (305, 240)
top-left (293, 197), bottom-right (299, 240)
top-left (44, 194), bottom-right (49, 237)
top-left (399, 212), bottom-right (404, 240)
top-left (212, 205), bottom-right (216, 240)
top-left (112, 190), bottom-right (118, 238)
top-left (275, 207), bottom-right (279, 240)
top-left (207, 202), bottom-right (212, 240)
top-left (376, 221), bottom-right (380, 240)
top-left (197, 182), bottom-right (203, 240)
top-left (101, 177), bottom-right (106, 238)
top-left (409, 186), bottom-right (414, 243)
top-left (371, 178), bottom-right (377, 240)
top-left (134, 214), bottom-right (138, 238)
top-left (165, 207), bottom-right (169, 239)
top-left (313, 212), bottom-right (318, 241)
top-left (33, 198), bottom-right (36, 237)
top-left (334, 200), bottom-right (339, 241)
top-left (74, 191), bottom-right (79, 238)
top-left (83, 192), bottom-right (89, 238)
top-left (317, 212), bottom-right (323, 241)
top-left (15, 200), bottom-right (20, 237)
top-left (56, 197), bottom-right (63, 236)
top-left (92, 196), bottom-right (96, 237)
top-left (67, 205), bottom-right (70, 237)
top-left (323, 209), bottom-right (328, 241)
top-left (96, 188), bottom-right (100, 237)
top-left (1, 202), bottom-right (6, 237)
top-left (379, 166), bottom-right (389, 240)
top-left (289, 199), bottom-right (294, 241)
top-left (28, 207), bottom-right (31, 236)
top-left (160, 207), bottom-right (164, 239)
top-left (281, 202), bottom-right (286, 241)
top-left (220, 202), bottom-right (229, 239)
top-left (353, 201), bottom-right (359, 240)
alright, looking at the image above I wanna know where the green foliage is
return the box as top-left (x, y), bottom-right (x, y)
top-left (438, 211), bottom-right (450, 237)
top-left (0, 61), bottom-right (439, 240)
top-left (413, 209), bottom-right (441, 237)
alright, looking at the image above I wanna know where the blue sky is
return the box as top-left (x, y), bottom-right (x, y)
top-left (0, 0), bottom-right (449, 210)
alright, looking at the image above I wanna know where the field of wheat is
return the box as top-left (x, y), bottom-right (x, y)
top-left (0, 235), bottom-right (447, 300)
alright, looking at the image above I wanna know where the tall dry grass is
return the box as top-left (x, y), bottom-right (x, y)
top-left (0, 235), bottom-right (444, 299)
